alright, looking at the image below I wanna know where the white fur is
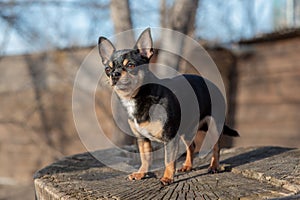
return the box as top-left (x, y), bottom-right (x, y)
top-left (121, 99), bottom-right (136, 119)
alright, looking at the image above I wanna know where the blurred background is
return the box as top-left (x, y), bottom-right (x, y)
top-left (0, 0), bottom-right (299, 199)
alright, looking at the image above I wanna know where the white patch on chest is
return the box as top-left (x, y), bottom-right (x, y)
top-left (122, 100), bottom-right (165, 142)
top-left (121, 99), bottom-right (136, 119)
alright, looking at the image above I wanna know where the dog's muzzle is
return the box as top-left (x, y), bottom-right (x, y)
top-left (111, 71), bottom-right (121, 85)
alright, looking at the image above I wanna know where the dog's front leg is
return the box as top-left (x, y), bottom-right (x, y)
top-left (128, 138), bottom-right (152, 180)
top-left (160, 137), bottom-right (179, 185)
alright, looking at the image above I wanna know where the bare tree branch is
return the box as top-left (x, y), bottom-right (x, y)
top-left (157, 0), bottom-right (199, 74)
top-left (110, 0), bottom-right (134, 48)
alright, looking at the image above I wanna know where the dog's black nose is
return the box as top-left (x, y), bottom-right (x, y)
top-left (111, 71), bottom-right (121, 85)
top-left (112, 71), bottom-right (121, 77)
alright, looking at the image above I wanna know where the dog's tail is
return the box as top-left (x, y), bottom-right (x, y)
top-left (223, 125), bottom-right (239, 137)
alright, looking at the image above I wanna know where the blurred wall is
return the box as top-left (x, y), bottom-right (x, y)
top-left (0, 48), bottom-right (93, 184)
top-left (233, 32), bottom-right (300, 147)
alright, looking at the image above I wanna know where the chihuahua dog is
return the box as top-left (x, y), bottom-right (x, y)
top-left (98, 28), bottom-right (239, 185)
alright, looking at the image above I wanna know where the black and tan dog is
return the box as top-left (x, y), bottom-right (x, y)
top-left (98, 28), bottom-right (239, 185)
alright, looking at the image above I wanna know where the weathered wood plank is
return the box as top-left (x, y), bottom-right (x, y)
top-left (34, 146), bottom-right (299, 199)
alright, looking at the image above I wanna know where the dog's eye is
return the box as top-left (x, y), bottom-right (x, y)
top-left (127, 63), bottom-right (135, 70)
top-left (105, 67), bottom-right (112, 76)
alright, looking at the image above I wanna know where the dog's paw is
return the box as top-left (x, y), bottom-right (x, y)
top-left (177, 165), bottom-right (192, 172)
top-left (208, 166), bottom-right (219, 174)
top-left (160, 177), bottom-right (173, 186)
top-left (128, 172), bottom-right (146, 180)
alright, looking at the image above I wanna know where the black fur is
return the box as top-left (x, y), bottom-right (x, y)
top-left (132, 83), bottom-right (181, 142)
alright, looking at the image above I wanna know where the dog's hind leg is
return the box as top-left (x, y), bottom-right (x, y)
top-left (206, 117), bottom-right (220, 173)
top-left (197, 116), bottom-right (221, 173)
top-left (208, 140), bottom-right (220, 173)
top-left (160, 136), bottom-right (179, 185)
top-left (178, 137), bottom-right (195, 172)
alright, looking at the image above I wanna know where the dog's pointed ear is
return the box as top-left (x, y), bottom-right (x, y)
top-left (98, 37), bottom-right (116, 65)
top-left (134, 28), bottom-right (153, 59)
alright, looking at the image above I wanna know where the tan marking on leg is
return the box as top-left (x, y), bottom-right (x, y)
top-left (138, 138), bottom-right (152, 173)
top-left (128, 139), bottom-right (152, 180)
top-left (194, 130), bottom-right (205, 153)
top-left (185, 143), bottom-right (194, 169)
top-left (127, 120), bottom-right (152, 181)
top-left (160, 161), bottom-right (175, 185)
top-left (208, 141), bottom-right (220, 173)
top-left (160, 137), bottom-right (179, 186)
top-left (178, 136), bottom-right (195, 172)
top-left (196, 116), bottom-right (221, 173)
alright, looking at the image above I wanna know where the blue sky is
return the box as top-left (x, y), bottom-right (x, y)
top-left (197, 0), bottom-right (274, 42)
top-left (0, 0), bottom-right (285, 55)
